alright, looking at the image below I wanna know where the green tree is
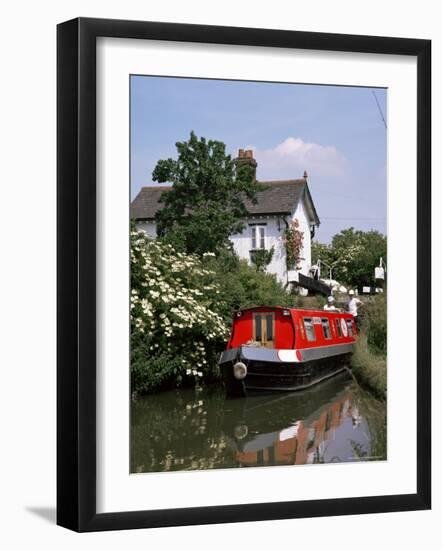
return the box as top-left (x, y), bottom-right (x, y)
top-left (202, 250), bottom-right (292, 324)
top-left (311, 240), bottom-right (333, 266)
top-left (332, 228), bottom-right (386, 288)
top-left (312, 228), bottom-right (387, 288)
top-left (153, 131), bottom-right (266, 255)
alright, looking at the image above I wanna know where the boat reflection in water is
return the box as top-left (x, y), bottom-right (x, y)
top-left (130, 371), bottom-right (386, 473)
top-left (226, 374), bottom-right (371, 467)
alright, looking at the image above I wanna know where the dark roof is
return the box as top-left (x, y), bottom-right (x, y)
top-left (244, 179), bottom-right (305, 215)
top-left (131, 179), bottom-right (320, 224)
top-left (130, 186), bottom-right (170, 220)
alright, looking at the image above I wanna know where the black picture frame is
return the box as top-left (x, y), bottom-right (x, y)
top-left (57, 17), bottom-right (431, 532)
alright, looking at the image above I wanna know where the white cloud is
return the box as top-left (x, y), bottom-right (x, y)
top-left (246, 137), bottom-right (348, 179)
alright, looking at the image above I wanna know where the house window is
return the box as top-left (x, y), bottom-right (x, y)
top-left (335, 318), bottom-right (342, 337)
top-left (321, 318), bottom-right (332, 339)
top-left (251, 225), bottom-right (266, 250)
top-left (303, 318), bottom-right (316, 342)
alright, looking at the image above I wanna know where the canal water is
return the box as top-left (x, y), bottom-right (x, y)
top-left (131, 371), bottom-right (386, 473)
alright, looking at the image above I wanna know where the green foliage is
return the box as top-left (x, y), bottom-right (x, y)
top-left (362, 294), bottom-right (387, 356)
top-left (311, 240), bottom-right (333, 267)
top-left (131, 348), bottom-right (186, 396)
top-left (331, 228), bottom-right (387, 287)
top-left (153, 131), bottom-right (267, 255)
top-left (351, 334), bottom-right (387, 400)
top-left (312, 228), bottom-right (387, 288)
top-left (250, 246), bottom-right (274, 272)
top-left (130, 229), bottom-right (229, 396)
top-left (351, 294), bottom-right (387, 399)
top-left (201, 249), bottom-right (292, 325)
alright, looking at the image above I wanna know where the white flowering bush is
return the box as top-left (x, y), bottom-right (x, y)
top-left (131, 228), bottom-right (230, 395)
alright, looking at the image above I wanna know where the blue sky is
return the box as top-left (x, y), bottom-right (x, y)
top-left (131, 76), bottom-right (387, 243)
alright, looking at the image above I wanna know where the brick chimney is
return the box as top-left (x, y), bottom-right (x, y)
top-left (235, 149), bottom-right (257, 180)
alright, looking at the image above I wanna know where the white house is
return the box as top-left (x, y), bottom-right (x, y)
top-left (131, 149), bottom-right (327, 294)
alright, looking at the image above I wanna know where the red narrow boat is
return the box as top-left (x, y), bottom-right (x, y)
top-left (219, 306), bottom-right (356, 396)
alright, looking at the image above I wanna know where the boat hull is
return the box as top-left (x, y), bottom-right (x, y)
top-left (219, 344), bottom-right (353, 397)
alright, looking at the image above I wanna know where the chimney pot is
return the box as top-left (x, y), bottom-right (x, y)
top-left (303, 170), bottom-right (308, 179)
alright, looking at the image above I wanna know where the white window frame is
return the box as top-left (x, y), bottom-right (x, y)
top-left (303, 317), bottom-right (316, 342)
top-left (251, 224), bottom-right (266, 250)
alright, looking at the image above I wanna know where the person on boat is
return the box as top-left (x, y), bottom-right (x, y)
top-left (323, 296), bottom-right (339, 311)
top-left (347, 290), bottom-right (363, 329)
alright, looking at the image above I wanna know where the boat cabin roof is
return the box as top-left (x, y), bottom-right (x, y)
top-left (235, 305), bottom-right (350, 316)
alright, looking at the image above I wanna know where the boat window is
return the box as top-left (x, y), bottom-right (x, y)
top-left (253, 312), bottom-right (275, 347)
top-left (303, 318), bottom-right (316, 341)
top-left (255, 316), bottom-right (262, 341)
top-left (321, 318), bottom-right (332, 339)
top-left (266, 314), bottom-right (274, 341)
top-left (346, 319), bottom-right (354, 337)
top-left (335, 318), bottom-right (342, 337)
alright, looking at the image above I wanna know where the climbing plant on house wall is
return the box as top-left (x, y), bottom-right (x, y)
top-left (250, 246), bottom-right (274, 272)
top-left (284, 218), bottom-right (304, 270)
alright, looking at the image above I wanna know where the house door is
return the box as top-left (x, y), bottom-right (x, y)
top-left (253, 312), bottom-right (275, 348)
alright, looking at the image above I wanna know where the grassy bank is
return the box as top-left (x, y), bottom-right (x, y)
top-left (351, 334), bottom-right (387, 400)
top-left (351, 294), bottom-right (387, 399)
